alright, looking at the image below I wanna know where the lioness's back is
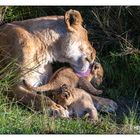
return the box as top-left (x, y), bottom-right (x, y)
top-left (12, 16), bottom-right (65, 33)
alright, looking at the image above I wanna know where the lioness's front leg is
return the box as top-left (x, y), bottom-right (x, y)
top-left (90, 95), bottom-right (118, 113)
top-left (8, 85), bottom-right (69, 118)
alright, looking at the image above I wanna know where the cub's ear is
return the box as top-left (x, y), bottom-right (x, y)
top-left (61, 84), bottom-right (68, 92)
top-left (61, 84), bottom-right (67, 88)
top-left (94, 62), bottom-right (100, 70)
top-left (64, 9), bottom-right (83, 32)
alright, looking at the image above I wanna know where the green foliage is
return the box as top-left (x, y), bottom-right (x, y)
top-left (0, 6), bottom-right (140, 134)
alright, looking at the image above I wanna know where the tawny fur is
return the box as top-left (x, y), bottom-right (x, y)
top-left (50, 84), bottom-right (98, 121)
top-left (0, 9), bottom-right (117, 116)
top-left (23, 62), bottom-right (118, 113)
top-left (23, 62), bottom-right (103, 95)
top-left (0, 9), bottom-right (97, 117)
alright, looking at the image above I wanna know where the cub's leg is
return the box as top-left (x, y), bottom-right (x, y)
top-left (22, 79), bottom-right (56, 92)
top-left (78, 77), bottom-right (103, 95)
top-left (87, 107), bottom-right (98, 121)
top-left (8, 84), bottom-right (69, 118)
top-left (91, 95), bottom-right (118, 113)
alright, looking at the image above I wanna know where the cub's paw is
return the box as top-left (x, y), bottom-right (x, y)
top-left (51, 104), bottom-right (69, 118)
top-left (95, 90), bottom-right (103, 95)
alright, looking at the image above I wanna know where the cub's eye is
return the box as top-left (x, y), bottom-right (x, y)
top-left (61, 91), bottom-right (70, 99)
top-left (64, 94), bottom-right (68, 99)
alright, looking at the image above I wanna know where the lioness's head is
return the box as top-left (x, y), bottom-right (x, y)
top-left (58, 9), bottom-right (96, 73)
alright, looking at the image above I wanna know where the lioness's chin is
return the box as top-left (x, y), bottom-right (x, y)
top-left (71, 61), bottom-right (90, 73)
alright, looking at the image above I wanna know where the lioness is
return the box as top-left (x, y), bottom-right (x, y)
top-left (50, 84), bottom-right (98, 121)
top-left (0, 9), bottom-right (97, 117)
top-left (23, 62), bottom-right (103, 95)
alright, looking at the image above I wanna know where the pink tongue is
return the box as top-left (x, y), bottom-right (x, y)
top-left (75, 68), bottom-right (91, 77)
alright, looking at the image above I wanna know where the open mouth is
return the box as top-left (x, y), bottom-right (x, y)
top-left (71, 60), bottom-right (97, 77)
top-left (71, 64), bottom-right (92, 78)
top-left (75, 68), bottom-right (91, 77)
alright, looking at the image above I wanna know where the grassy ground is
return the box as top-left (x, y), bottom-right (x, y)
top-left (0, 94), bottom-right (139, 134)
top-left (0, 6), bottom-right (140, 134)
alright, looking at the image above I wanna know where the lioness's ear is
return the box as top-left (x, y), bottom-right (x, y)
top-left (65, 9), bottom-right (83, 32)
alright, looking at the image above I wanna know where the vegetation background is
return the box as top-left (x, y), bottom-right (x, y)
top-left (0, 6), bottom-right (140, 134)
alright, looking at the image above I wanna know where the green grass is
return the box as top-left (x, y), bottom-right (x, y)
top-left (0, 6), bottom-right (140, 134)
top-left (0, 94), bottom-right (139, 134)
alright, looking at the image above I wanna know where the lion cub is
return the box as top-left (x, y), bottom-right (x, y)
top-left (51, 84), bottom-right (98, 121)
top-left (23, 62), bottom-right (104, 95)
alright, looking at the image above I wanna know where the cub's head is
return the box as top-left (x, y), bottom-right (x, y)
top-left (52, 84), bottom-right (73, 108)
top-left (90, 62), bottom-right (104, 87)
top-left (59, 9), bottom-right (96, 74)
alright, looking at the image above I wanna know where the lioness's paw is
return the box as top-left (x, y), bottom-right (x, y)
top-left (105, 100), bottom-right (118, 113)
top-left (96, 99), bottom-right (118, 113)
top-left (51, 104), bottom-right (69, 118)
